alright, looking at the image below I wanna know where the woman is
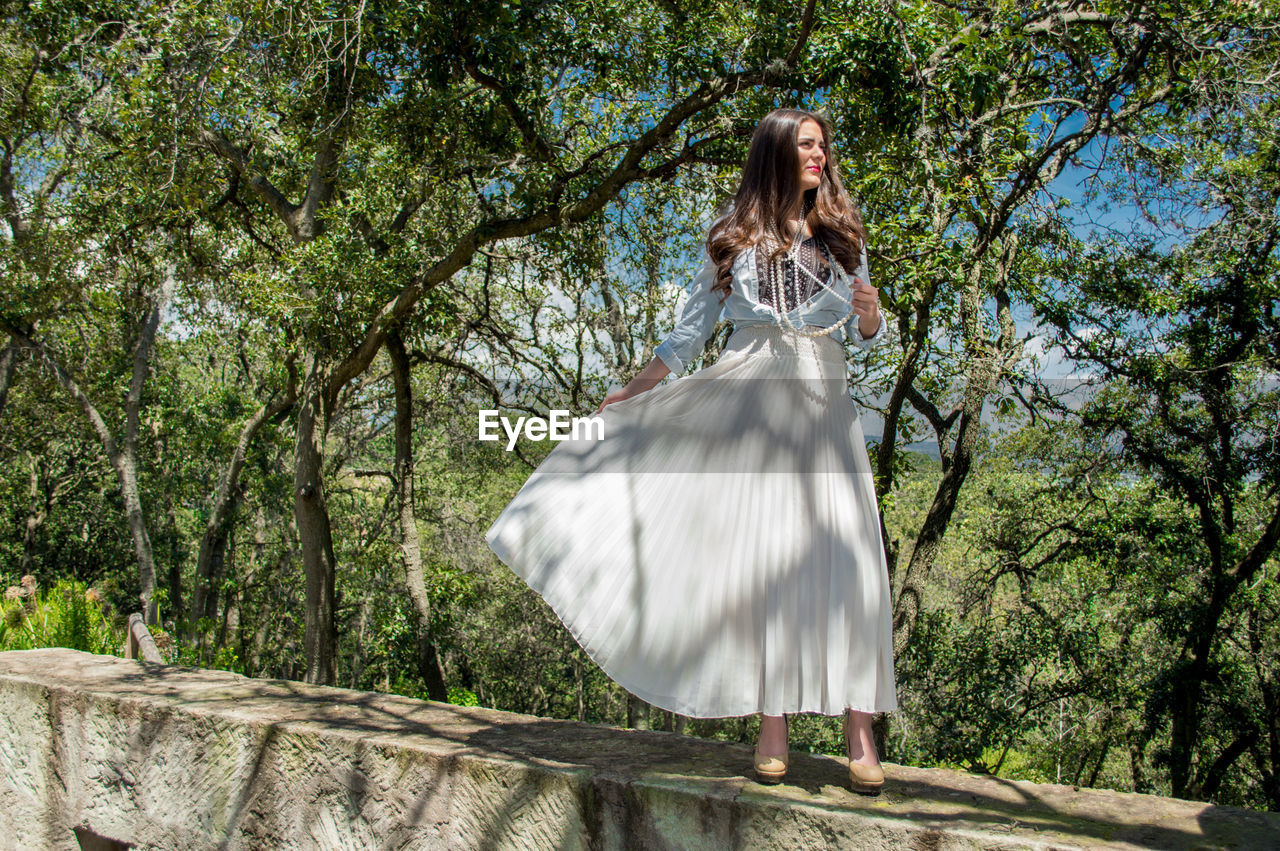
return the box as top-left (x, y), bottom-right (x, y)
top-left (485, 107), bottom-right (896, 793)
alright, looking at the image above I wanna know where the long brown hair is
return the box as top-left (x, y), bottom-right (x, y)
top-left (707, 108), bottom-right (866, 299)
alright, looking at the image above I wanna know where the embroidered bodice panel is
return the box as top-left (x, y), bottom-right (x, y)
top-left (755, 236), bottom-right (833, 314)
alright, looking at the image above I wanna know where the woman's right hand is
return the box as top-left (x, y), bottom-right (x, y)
top-left (596, 356), bottom-right (672, 414)
top-left (596, 388), bottom-right (634, 414)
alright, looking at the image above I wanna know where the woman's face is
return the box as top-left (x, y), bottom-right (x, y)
top-left (796, 118), bottom-right (826, 191)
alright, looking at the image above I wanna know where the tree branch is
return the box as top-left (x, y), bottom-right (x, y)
top-left (196, 128), bottom-right (301, 233)
top-left (326, 2), bottom-right (819, 400)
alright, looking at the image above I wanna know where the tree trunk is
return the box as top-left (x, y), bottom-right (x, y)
top-left (243, 507), bottom-right (270, 672)
top-left (163, 490), bottom-right (183, 622)
top-left (1249, 596), bottom-right (1280, 811)
top-left (0, 340), bottom-right (16, 419)
top-left (1128, 720), bottom-right (1149, 794)
top-left (12, 310), bottom-right (165, 625)
top-left (216, 524), bottom-right (237, 651)
top-left (628, 695), bottom-right (651, 730)
top-left (113, 449), bottom-right (159, 623)
top-left (872, 279), bottom-right (938, 589)
top-left (873, 713), bottom-right (890, 763)
top-left (891, 404), bottom-right (982, 657)
top-left (388, 330), bottom-right (448, 702)
top-left (295, 359), bottom-right (338, 686)
top-left (417, 637), bottom-right (448, 703)
top-left (20, 455), bottom-right (47, 574)
top-left (891, 260), bottom-right (1016, 658)
top-left (120, 300), bottom-right (165, 624)
top-left (203, 527), bottom-right (229, 624)
top-left (189, 383), bottom-right (295, 644)
top-left (574, 654), bottom-right (586, 721)
top-left (1151, 328), bottom-right (1280, 799)
top-left (352, 593), bottom-right (371, 689)
top-left (1085, 735), bottom-right (1112, 790)
top-left (192, 492), bottom-right (235, 638)
top-left (1168, 566), bottom-right (1249, 798)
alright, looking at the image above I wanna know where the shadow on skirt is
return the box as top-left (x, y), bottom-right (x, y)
top-left (485, 325), bottom-right (898, 718)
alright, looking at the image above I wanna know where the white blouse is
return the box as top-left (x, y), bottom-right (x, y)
top-left (653, 240), bottom-right (889, 374)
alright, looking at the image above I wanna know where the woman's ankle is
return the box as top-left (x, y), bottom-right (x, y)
top-left (757, 713), bottom-right (788, 755)
top-left (844, 710), bottom-right (880, 764)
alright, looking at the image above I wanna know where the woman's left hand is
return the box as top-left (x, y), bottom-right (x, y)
top-left (850, 275), bottom-right (881, 339)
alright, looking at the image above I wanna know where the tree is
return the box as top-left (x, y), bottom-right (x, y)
top-left (153, 0), bottom-right (829, 683)
top-left (1027, 28), bottom-right (1280, 799)
top-left (780, 7), bottom-right (1279, 766)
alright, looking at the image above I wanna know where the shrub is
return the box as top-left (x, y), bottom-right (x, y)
top-left (0, 576), bottom-right (123, 655)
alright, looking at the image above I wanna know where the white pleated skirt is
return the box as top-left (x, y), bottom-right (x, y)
top-left (484, 325), bottom-right (898, 718)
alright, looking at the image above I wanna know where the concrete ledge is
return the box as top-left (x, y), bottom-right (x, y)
top-left (0, 649), bottom-right (1275, 849)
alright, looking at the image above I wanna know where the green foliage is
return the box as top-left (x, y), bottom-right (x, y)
top-left (447, 686), bottom-right (479, 707)
top-left (0, 576), bottom-right (123, 655)
top-left (1, 0), bottom-right (1278, 815)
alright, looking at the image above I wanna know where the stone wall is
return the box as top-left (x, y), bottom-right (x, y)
top-left (0, 649), bottom-right (1275, 849)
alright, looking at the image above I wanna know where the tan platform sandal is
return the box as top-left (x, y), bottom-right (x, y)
top-left (845, 710), bottom-right (885, 793)
top-left (753, 751), bottom-right (788, 783)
